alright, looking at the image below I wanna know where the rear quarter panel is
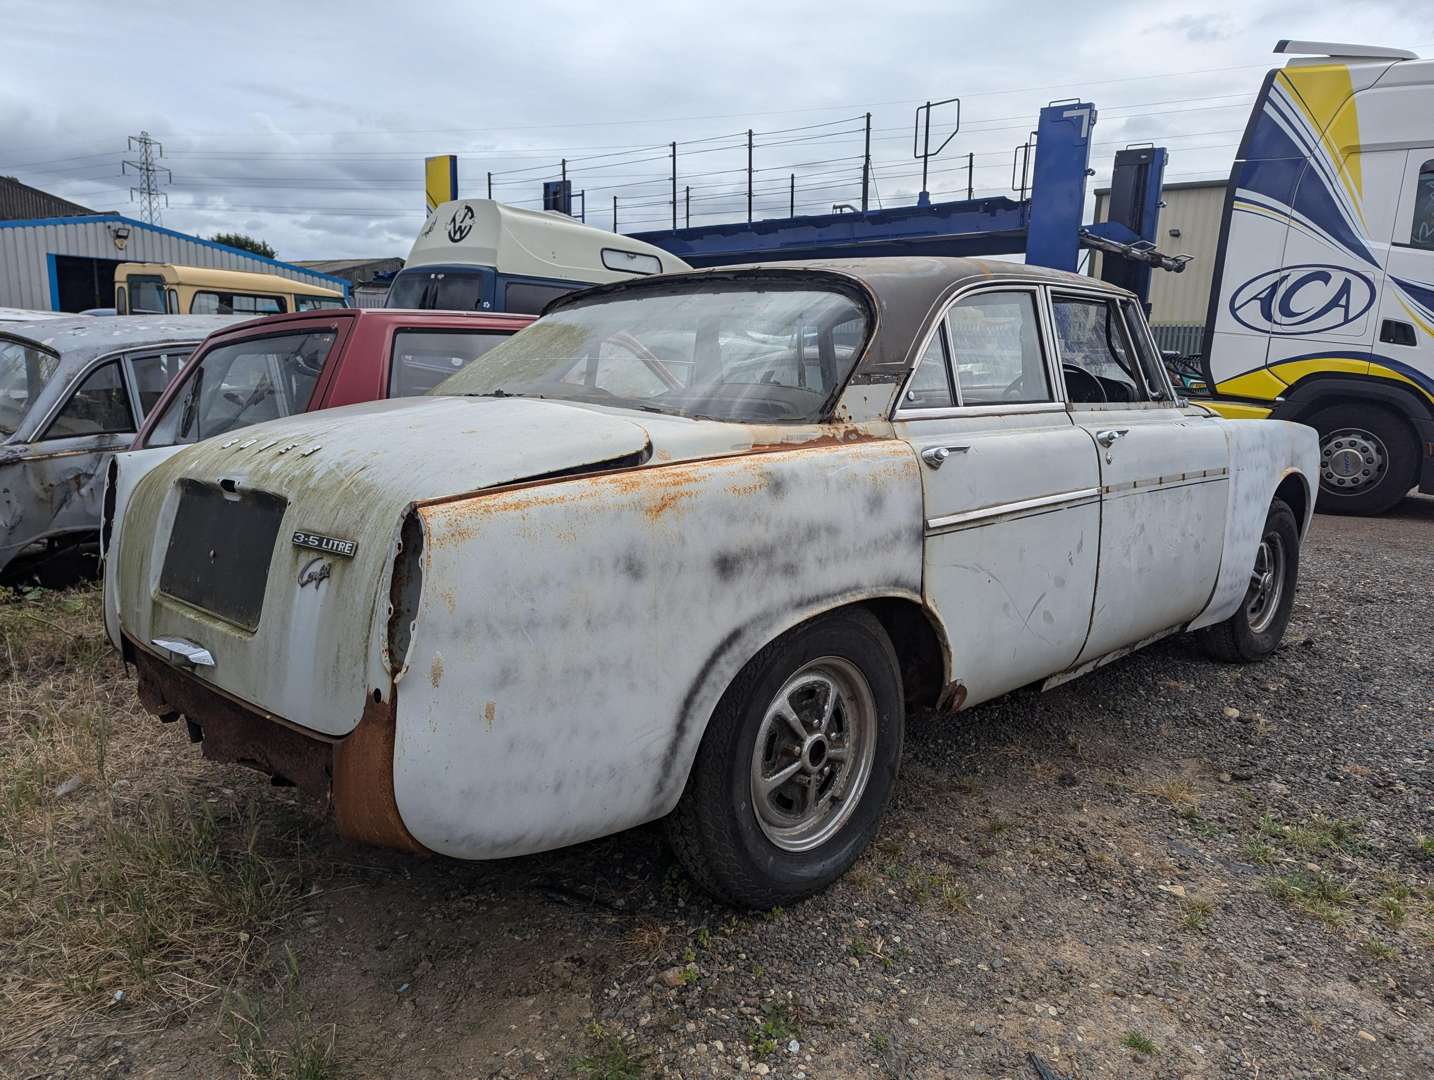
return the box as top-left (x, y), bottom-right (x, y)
top-left (1188, 417), bottom-right (1319, 631)
top-left (394, 440), bottom-right (925, 859)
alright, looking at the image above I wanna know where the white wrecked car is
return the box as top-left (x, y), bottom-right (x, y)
top-left (105, 258), bottom-right (1318, 907)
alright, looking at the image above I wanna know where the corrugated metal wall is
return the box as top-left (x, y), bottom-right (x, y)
top-left (1091, 181), bottom-right (1226, 328)
top-left (353, 284), bottom-right (391, 309)
top-left (0, 216), bottom-right (343, 310)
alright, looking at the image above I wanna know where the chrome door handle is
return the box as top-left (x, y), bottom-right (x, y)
top-left (920, 445), bottom-right (969, 469)
top-left (1095, 428), bottom-right (1129, 448)
top-left (152, 636), bottom-right (215, 667)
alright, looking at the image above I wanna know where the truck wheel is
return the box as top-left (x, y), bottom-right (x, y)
top-left (1200, 498), bottom-right (1300, 663)
top-left (1309, 403), bottom-right (1417, 515)
top-left (665, 608), bottom-right (904, 909)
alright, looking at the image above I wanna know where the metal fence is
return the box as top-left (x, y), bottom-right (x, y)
top-left (1151, 323), bottom-right (1204, 358)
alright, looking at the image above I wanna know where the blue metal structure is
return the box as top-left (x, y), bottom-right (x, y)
top-left (631, 100), bottom-right (1186, 304)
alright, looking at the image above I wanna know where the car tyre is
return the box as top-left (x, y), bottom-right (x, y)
top-left (665, 607), bottom-right (904, 909)
top-left (1199, 497), bottom-right (1300, 663)
top-left (1309, 403), bottom-right (1417, 516)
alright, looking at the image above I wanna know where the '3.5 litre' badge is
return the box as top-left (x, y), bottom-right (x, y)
top-left (292, 531), bottom-right (357, 559)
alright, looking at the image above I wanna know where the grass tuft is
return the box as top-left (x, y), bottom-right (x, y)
top-left (1121, 1030), bottom-right (1158, 1055)
top-left (1179, 895), bottom-right (1215, 931)
top-left (1264, 870), bottom-right (1355, 924)
top-left (574, 1022), bottom-right (649, 1080)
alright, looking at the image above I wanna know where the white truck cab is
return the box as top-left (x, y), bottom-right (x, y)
top-left (1203, 41), bottom-right (1434, 514)
top-left (385, 199), bottom-right (689, 315)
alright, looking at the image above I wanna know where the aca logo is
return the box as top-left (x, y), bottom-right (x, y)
top-left (446, 203), bottom-right (475, 244)
top-left (1230, 264), bottom-right (1375, 335)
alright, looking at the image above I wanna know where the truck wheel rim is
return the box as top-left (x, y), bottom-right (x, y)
top-left (750, 656), bottom-right (878, 853)
top-left (1244, 532), bottom-right (1286, 634)
top-left (1320, 428), bottom-right (1387, 495)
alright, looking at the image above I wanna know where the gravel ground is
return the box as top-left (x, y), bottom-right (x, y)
top-left (6, 497), bottom-right (1432, 1080)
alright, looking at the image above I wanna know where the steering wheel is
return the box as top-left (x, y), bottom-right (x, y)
top-left (1062, 363), bottom-right (1107, 403)
top-left (1002, 374), bottom-right (1028, 400)
top-left (223, 385), bottom-right (276, 411)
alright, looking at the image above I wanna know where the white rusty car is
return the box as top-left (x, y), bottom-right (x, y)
top-left (105, 259), bottom-right (1319, 907)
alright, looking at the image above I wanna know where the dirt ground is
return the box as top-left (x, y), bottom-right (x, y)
top-left (2, 497), bottom-right (1430, 1080)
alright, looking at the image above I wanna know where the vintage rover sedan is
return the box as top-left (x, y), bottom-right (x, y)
top-left (105, 258), bottom-right (1319, 907)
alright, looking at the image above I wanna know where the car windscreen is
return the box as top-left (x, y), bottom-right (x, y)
top-left (385, 271), bottom-right (430, 308)
top-left (385, 269), bottom-right (490, 311)
top-left (428, 280), bottom-right (870, 423)
top-left (0, 338), bottom-right (61, 436)
top-left (145, 330), bottom-right (337, 446)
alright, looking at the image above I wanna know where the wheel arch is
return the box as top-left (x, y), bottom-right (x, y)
top-left (1273, 469), bottom-right (1313, 538)
top-left (658, 587), bottom-right (948, 818)
top-left (1270, 372), bottom-right (1433, 427)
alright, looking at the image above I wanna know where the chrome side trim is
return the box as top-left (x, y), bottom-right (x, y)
top-left (895, 400), bottom-right (1069, 421)
top-left (1102, 467), bottom-right (1229, 500)
top-left (925, 486), bottom-right (1101, 534)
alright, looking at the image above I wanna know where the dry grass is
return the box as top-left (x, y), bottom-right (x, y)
top-left (0, 585), bottom-right (313, 1056)
top-left (1144, 776), bottom-right (1200, 810)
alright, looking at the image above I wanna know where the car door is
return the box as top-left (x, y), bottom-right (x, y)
top-left (1052, 290), bottom-right (1230, 663)
top-left (892, 284), bottom-right (1102, 708)
top-left (10, 358), bottom-right (140, 555)
top-left (1379, 151), bottom-right (1434, 387)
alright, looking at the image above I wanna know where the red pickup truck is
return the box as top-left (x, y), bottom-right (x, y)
top-left (132, 307), bottom-right (533, 450)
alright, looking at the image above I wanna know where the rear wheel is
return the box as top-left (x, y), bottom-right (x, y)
top-left (1309, 403), bottom-right (1418, 515)
top-left (1199, 498), bottom-right (1300, 663)
top-left (665, 608), bottom-right (904, 909)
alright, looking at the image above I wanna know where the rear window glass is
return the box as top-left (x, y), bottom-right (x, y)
top-left (390, 330), bottom-right (509, 397)
top-left (433, 279), bottom-right (870, 423)
top-left (147, 330), bottom-right (335, 446)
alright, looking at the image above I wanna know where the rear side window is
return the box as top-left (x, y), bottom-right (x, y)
top-left (1410, 159), bottom-right (1434, 250)
top-left (601, 249), bottom-right (661, 275)
top-left (43, 361), bottom-right (134, 439)
top-left (945, 291), bottom-right (1052, 405)
top-left (390, 329), bottom-right (509, 397)
top-left (503, 281), bottom-right (575, 314)
top-left (147, 330), bottom-right (335, 446)
top-left (902, 326), bottom-right (956, 409)
top-left (1052, 295), bottom-right (1148, 403)
top-left (296, 296), bottom-right (347, 311)
top-left (129, 349), bottom-right (193, 417)
top-left (190, 291), bottom-right (286, 315)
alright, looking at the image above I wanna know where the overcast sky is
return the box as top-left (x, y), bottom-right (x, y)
top-left (1, 1), bottom-right (1428, 262)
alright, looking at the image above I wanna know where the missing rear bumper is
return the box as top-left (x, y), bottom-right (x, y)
top-left (129, 640), bottom-right (427, 854)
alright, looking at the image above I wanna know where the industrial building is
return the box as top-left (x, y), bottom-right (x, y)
top-left (1091, 178), bottom-right (1225, 356)
top-left (295, 257), bottom-right (404, 307)
top-left (0, 177), bottom-right (348, 312)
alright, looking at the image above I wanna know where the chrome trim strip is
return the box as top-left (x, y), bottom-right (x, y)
top-left (1101, 468), bottom-right (1229, 499)
top-left (895, 400), bottom-right (1069, 421)
top-left (926, 486), bottom-right (1101, 533)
